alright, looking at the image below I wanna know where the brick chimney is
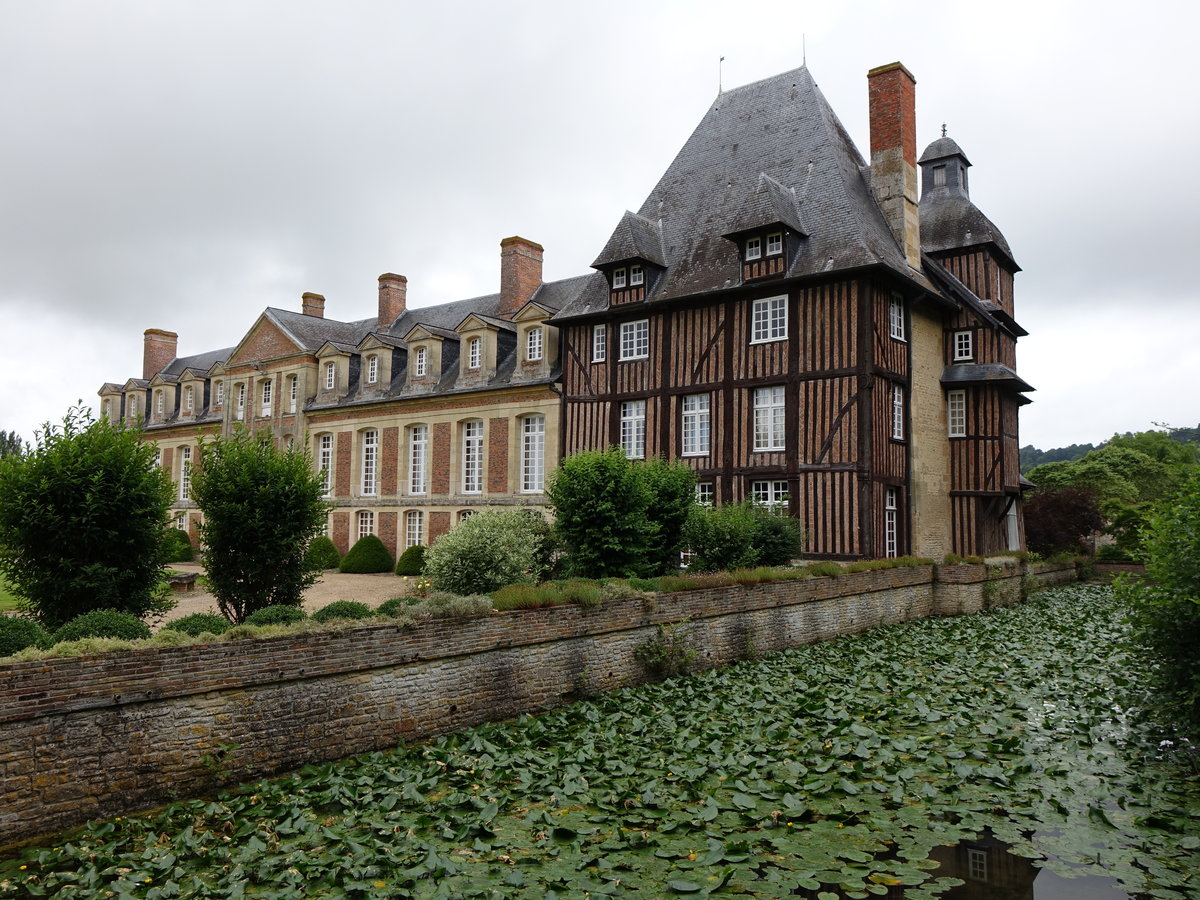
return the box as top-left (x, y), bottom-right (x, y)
top-left (499, 236), bottom-right (544, 319)
top-left (378, 273), bottom-right (407, 326)
top-left (143, 329), bottom-right (178, 380)
top-left (867, 62), bottom-right (921, 270)
top-left (301, 292), bottom-right (326, 318)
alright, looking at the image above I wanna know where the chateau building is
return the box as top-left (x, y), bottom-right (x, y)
top-left (100, 60), bottom-right (1028, 561)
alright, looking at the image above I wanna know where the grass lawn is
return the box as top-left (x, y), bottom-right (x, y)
top-left (0, 577), bottom-right (16, 612)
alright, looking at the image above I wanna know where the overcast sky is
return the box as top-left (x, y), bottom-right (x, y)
top-left (1, 0), bottom-right (1196, 450)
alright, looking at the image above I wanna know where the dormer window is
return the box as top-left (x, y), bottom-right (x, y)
top-left (215, 381), bottom-right (224, 407)
top-left (324, 361), bottom-right (336, 390)
top-left (629, 264), bottom-right (644, 286)
top-left (468, 337), bottom-right (481, 369)
top-left (612, 267), bottom-right (627, 289)
top-left (366, 354), bottom-right (379, 384)
top-left (156, 390), bottom-right (164, 416)
top-left (933, 164), bottom-right (947, 187)
top-left (414, 346), bottom-right (427, 377)
top-left (745, 236), bottom-right (762, 260)
top-left (766, 233), bottom-right (783, 256)
top-left (527, 327), bottom-right (543, 362)
top-left (184, 386), bottom-right (193, 412)
top-left (129, 395), bottom-right (138, 419)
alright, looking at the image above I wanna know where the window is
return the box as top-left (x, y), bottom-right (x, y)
top-left (933, 164), bottom-right (947, 188)
top-left (409, 425), bottom-right (428, 494)
top-left (154, 447), bottom-right (161, 467)
top-left (288, 375), bottom-right (298, 412)
top-left (215, 381), bottom-right (224, 407)
top-left (462, 420), bottom-right (483, 494)
top-left (156, 391), bottom-right (164, 416)
top-left (522, 415), bottom-right (545, 492)
top-left (612, 267), bottom-right (627, 289)
top-left (468, 337), bottom-right (481, 369)
top-left (891, 384), bottom-right (905, 440)
top-left (128, 394), bottom-right (138, 420)
top-left (681, 394), bottom-right (710, 456)
top-left (261, 380), bottom-right (272, 417)
top-left (620, 400), bottom-right (646, 460)
top-left (766, 232), bottom-right (783, 256)
top-left (414, 346), bottom-right (427, 377)
top-left (361, 429), bottom-right (378, 496)
top-left (619, 320), bottom-right (649, 360)
top-left (954, 330), bottom-right (974, 361)
top-left (102, 399), bottom-right (111, 419)
top-left (367, 354), bottom-right (379, 384)
top-left (179, 446), bottom-right (192, 501)
top-left (889, 295), bottom-right (905, 341)
top-left (751, 480), bottom-right (789, 511)
top-left (629, 264), bottom-right (644, 286)
top-left (592, 324), bottom-right (607, 362)
top-left (184, 386), bottom-right (193, 413)
top-left (885, 487), bottom-right (898, 558)
top-left (966, 847), bottom-right (988, 882)
top-left (751, 295), bottom-right (787, 343)
top-left (284, 435), bottom-right (294, 452)
top-left (458, 509), bottom-right (476, 524)
top-left (325, 361), bottom-right (336, 390)
top-left (318, 434), bottom-right (333, 496)
top-left (948, 390), bottom-right (967, 437)
top-left (745, 236), bottom-right (762, 260)
top-left (235, 384), bottom-right (245, 420)
top-left (357, 510), bottom-right (375, 539)
top-left (695, 482), bottom-right (715, 507)
top-left (405, 510), bottom-right (424, 549)
top-left (526, 327), bottom-right (543, 362)
top-left (753, 386), bottom-right (786, 451)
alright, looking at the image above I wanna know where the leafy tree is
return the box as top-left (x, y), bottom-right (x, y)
top-left (1119, 472), bottom-right (1200, 733)
top-left (190, 428), bottom-right (329, 624)
top-left (424, 508), bottom-right (539, 595)
top-left (1023, 487), bottom-right (1104, 556)
top-left (0, 430), bottom-right (24, 459)
top-left (0, 407), bottom-right (175, 629)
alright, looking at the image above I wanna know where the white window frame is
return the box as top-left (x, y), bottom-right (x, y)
top-left (468, 337), bottom-right (481, 369)
top-left (462, 420), bottom-right (483, 494)
top-left (681, 393), bottom-right (710, 457)
top-left (184, 386), bottom-right (193, 413)
top-left (325, 361), bottom-right (336, 390)
top-left (288, 375), bottom-right (297, 413)
top-left (751, 295), bottom-right (787, 344)
top-left (753, 386), bottom-right (786, 452)
top-left (261, 380), bottom-right (272, 417)
top-left (521, 415), bottom-right (545, 493)
top-left (154, 446), bottom-right (161, 467)
top-left (612, 267), bottom-right (627, 289)
top-left (751, 480), bottom-right (789, 512)
top-left (620, 400), bottom-right (646, 460)
top-left (891, 384), bottom-right (905, 441)
top-left (413, 346), bottom-right (427, 378)
top-left (179, 446), bottom-right (192, 501)
top-left (409, 425), bottom-right (428, 495)
top-left (619, 320), bottom-right (649, 360)
top-left (885, 487), bottom-right (898, 558)
top-left (215, 381), bottom-right (224, 407)
top-left (129, 394), bottom-right (138, 419)
top-left (954, 330), bottom-right (974, 361)
top-left (695, 482), bottom-right (715, 507)
top-left (235, 383), bottom-right (245, 420)
top-left (361, 429), bottom-right (378, 496)
top-left (745, 236), bottom-right (762, 260)
top-left (526, 327), bottom-right (543, 362)
top-left (948, 390), bottom-right (967, 437)
top-left (629, 264), bottom-right (644, 286)
top-left (889, 295), bottom-right (906, 341)
top-left (367, 354), bottom-right (379, 385)
top-left (766, 232), bottom-right (783, 256)
top-left (156, 390), bottom-right (164, 417)
top-left (592, 324), bottom-right (607, 362)
top-left (357, 510), bottom-right (375, 540)
top-left (405, 510), bottom-right (424, 549)
top-left (318, 434), bottom-right (333, 497)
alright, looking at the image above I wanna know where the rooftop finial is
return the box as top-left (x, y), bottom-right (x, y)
top-left (719, 55), bottom-right (725, 93)
top-left (941, 122), bottom-right (947, 138)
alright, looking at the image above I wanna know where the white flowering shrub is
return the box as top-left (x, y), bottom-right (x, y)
top-left (423, 509), bottom-right (540, 596)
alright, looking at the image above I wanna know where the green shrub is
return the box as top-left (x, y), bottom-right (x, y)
top-left (419, 592), bottom-right (494, 620)
top-left (339, 535), bottom-right (395, 574)
top-left (492, 584), bottom-right (565, 611)
top-left (0, 616), bottom-right (51, 657)
top-left (304, 535), bottom-right (341, 571)
top-left (0, 407), bottom-right (176, 629)
top-left (636, 458), bottom-right (699, 575)
top-left (51, 609), bottom-right (151, 644)
top-left (750, 512), bottom-right (804, 566)
top-left (634, 620), bottom-right (697, 679)
top-left (191, 429), bottom-right (329, 623)
top-left (805, 561), bottom-right (844, 577)
top-left (424, 509), bottom-right (539, 595)
top-left (243, 605), bottom-right (308, 627)
top-left (394, 544), bottom-right (427, 576)
top-left (311, 601), bottom-right (374, 623)
top-left (162, 612), bottom-right (232, 636)
top-left (377, 596), bottom-right (419, 618)
top-left (683, 503), bottom-right (760, 573)
top-left (164, 528), bottom-right (195, 563)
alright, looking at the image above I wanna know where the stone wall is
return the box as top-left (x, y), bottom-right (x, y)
top-left (0, 561), bottom-right (1074, 848)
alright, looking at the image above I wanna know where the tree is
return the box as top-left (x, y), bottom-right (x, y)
top-left (634, 458), bottom-right (698, 575)
top-left (0, 430), bottom-right (24, 459)
top-left (423, 508), bottom-right (540, 595)
top-left (0, 407), bottom-right (175, 629)
top-left (190, 428), bottom-right (329, 623)
top-left (1023, 487), bottom-right (1104, 556)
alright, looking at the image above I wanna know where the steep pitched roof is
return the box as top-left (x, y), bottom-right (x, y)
top-left (557, 65), bottom-right (919, 320)
top-left (264, 308), bottom-right (376, 351)
top-left (592, 211), bottom-right (667, 268)
top-left (161, 347), bottom-right (233, 377)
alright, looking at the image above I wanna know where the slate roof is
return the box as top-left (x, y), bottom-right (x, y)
top-left (265, 308), bottom-right (376, 352)
top-left (591, 212), bottom-right (667, 268)
top-left (162, 347), bottom-right (235, 377)
top-left (556, 65), bottom-right (922, 321)
top-left (941, 363), bottom-right (1033, 394)
top-left (918, 138), bottom-right (1018, 270)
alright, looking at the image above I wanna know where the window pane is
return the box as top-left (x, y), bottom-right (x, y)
top-left (751, 296), bottom-right (787, 342)
top-left (361, 430), bottom-right (378, 495)
top-left (522, 416), bottom-right (545, 492)
top-left (682, 393), bottom-right (710, 456)
top-left (463, 421), bottom-right (483, 493)
top-left (592, 324), bottom-right (606, 362)
top-left (620, 400), bottom-right (646, 459)
top-left (410, 425), bottom-right (428, 494)
top-left (753, 386), bottom-right (786, 451)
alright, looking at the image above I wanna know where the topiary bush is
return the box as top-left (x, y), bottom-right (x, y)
top-left (311, 600), bottom-right (374, 623)
top-left (243, 604), bottom-right (308, 627)
top-left (339, 535), bottom-right (395, 574)
top-left (423, 509), bottom-right (538, 595)
top-left (162, 612), bottom-right (231, 637)
top-left (0, 616), bottom-right (51, 657)
top-left (304, 535), bottom-right (341, 571)
top-left (394, 544), bottom-right (426, 576)
top-left (51, 609), bottom-right (151, 644)
top-left (163, 527), bottom-right (195, 563)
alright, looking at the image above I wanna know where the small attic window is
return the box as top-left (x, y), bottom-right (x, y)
top-left (745, 237), bottom-right (762, 260)
top-left (629, 264), bottom-right (644, 286)
top-left (612, 268), bottom-right (627, 289)
top-left (366, 354), bottom-right (379, 384)
top-left (933, 165), bottom-right (947, 188)
top-left (414, 346), bottom-right (427, 377)
top-left (766, 233), bottom-right (783, 256)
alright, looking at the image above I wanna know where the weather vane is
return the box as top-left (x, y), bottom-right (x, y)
top-left (941, 123), bottom-right (948, 138)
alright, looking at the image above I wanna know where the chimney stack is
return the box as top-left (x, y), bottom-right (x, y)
top-left (301, 292), bottom-right (326, 318)
top-left (378, 273), bottom-right (407, 326)
top-left (867, 62), bottom-right (921, 270)
top-left (499, 236), bottom-right (544, 319)
top-left (143, 329), bottom-right (178, 380)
